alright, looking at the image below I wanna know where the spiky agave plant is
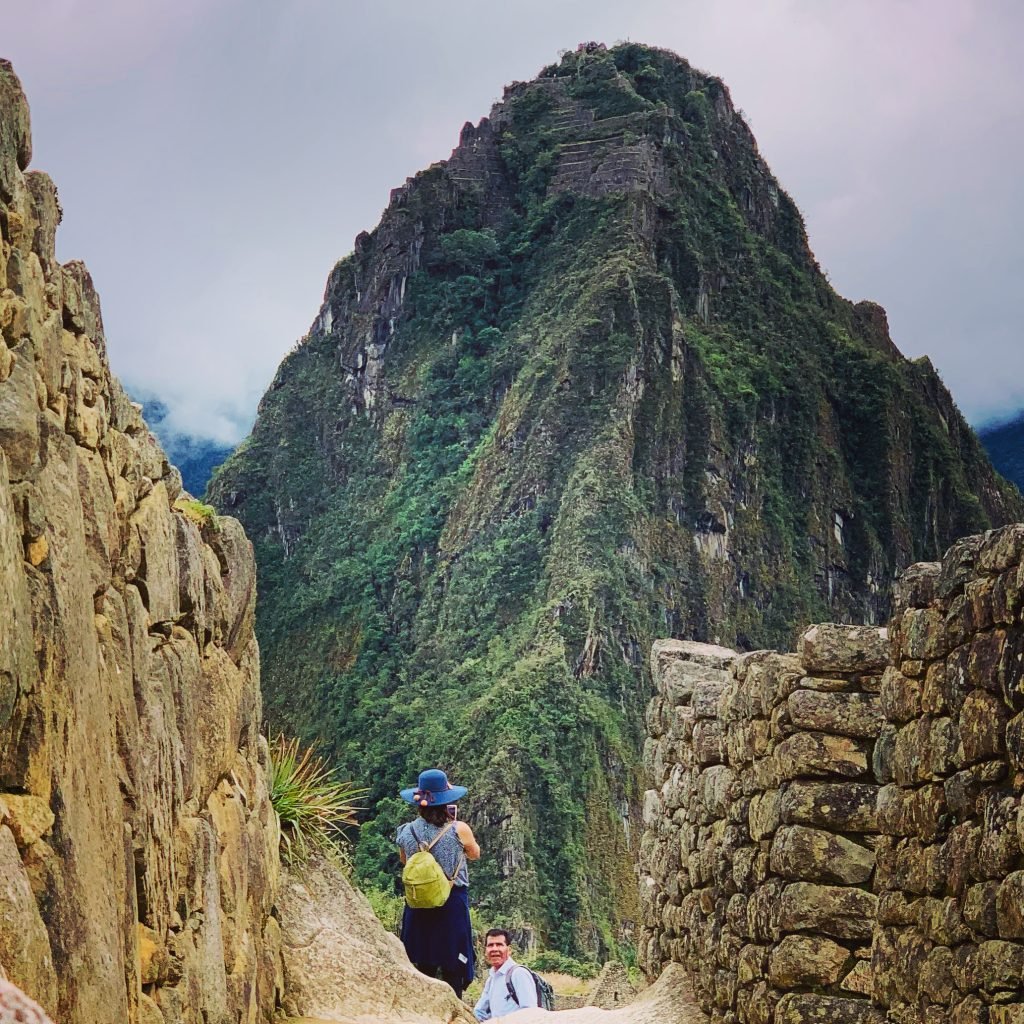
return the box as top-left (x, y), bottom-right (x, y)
top-left (269, 734), bottom-right (365, 865)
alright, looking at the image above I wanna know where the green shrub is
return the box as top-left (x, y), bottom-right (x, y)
top-left (269, 734), bottom-right (365, 865)
top-left (520, 949), bottom-right (599, 979)
top-left (173, 496), bottom-right (219, 531)
top-left (361, 884), bottom-right (405, 935)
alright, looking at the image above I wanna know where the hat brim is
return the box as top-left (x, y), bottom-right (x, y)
top-left (399, 784), bottom-right (468, 805)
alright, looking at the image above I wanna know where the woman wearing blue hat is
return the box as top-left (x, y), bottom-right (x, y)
top-left (396, 768), bottom-right (481, 998)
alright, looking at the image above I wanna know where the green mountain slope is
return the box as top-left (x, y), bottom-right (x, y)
top-left (210, 43), bottom-right (1022, 953)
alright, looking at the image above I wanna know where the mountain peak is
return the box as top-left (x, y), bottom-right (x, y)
top-left (212, 46), bottom-right (1022, 951)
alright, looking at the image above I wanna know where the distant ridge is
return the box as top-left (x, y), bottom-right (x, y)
top-left (139, 396), bottom-right (234, 496)
top-left (979, 412), bottom-right (1024, 493)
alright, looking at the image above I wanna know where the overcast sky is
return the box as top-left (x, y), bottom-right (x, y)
top-left (5, 0), bottom-right (1023, 443)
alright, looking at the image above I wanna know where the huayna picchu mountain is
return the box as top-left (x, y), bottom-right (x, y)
top-left (210, 43), bottom-right (1023, 954)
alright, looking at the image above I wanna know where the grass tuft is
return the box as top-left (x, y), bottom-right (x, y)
top-left (173, 497), bottom-right (220, 531)
top-left (269, 733), bottom-right (365, 865)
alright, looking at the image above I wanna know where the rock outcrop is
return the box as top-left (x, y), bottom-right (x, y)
top-left (0, 60), bottom-right (283, 1022)
top-left (277, 859), bottom-right (472, 1023)
top-left (640, 523), bottom-right (1024, 1022)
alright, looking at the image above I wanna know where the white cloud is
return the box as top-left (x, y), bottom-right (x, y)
top-left (4, 0), bottom-right (1023, 437)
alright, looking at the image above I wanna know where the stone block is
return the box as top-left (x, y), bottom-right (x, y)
top-left (964, 881), bottom-right (1000, 937)
top-left (1000, 629), bottom-right (1024, 713)
top-left (919, 944), bottom-right (957, 1004)
top-left (736, 943), bottom-right (767, 985)
top-left (951, 995), bottom-right (989, 1024)
top-left (786, 689), bottom-right (883, 739)
top-left (651, 638), bottom-right (735, 699)
top-left (945, 760), bottom-right (1006, 816)
top-left (989, 1007), bottom-right (1024, 1024)
top-left (959, 689), bottom-right (1008, 764)
top-left (881, 666), bottom-right (922, 724)
top-left (775, 993), bottom-right (884, 1024)
top-left (798, 623), bottom-right (889, 674)
top-left (918, 896), bottom-right (972, 946)
top-left (777, 883), bottom-right (877, 940)
top-left (977, 791), bottom-right (1020, 879)
top-left (874, 724), bottom-right (896, 785)
top-left (768, 934), bottom-right (850, 989)
top-left (968, 629), bottom-right (1007, 693)
top-left (770, 825), bottom-right (874, 885)
top-left (1009, 712), bottom-right (1024, 774)
top-left (693, 678), bottom-right (728, 718)
top-left (939, 533), bottom-right (985, 600)
top-left (779, 781), bottom-right (878, 832)
top-left (901, 606), bottom-right (948, 661)
top-left (996, 871), bottom-right (1024, 939)
top-left (976, 939), bottom-right (1024, 992)
top-left (978, 523), bottom-right (1024, 574)
top-left (693, 719), bottom-right (726, 765)
top-left (892, 717), bottom-right (958, 786)
top-left (877, 891), bottom-right (919, 927)
top-left (748, 789), bottom-right (781, 841)
top-left (893, 561), bottom-right (940, 612)
top-left (775, 731), bottom-right (869, 780)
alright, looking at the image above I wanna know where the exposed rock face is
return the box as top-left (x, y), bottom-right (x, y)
top-left (640, 522), bottom-right (1024, 1023)
top-left (0, 60), bottom-right (283, 1021)
top-left (211, 41), bottom-right (1022, 950)
top-left (277, 859), bottom-right (472, 1023)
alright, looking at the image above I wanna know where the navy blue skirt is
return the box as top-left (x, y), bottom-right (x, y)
top-left (400, 884), bottom-right (475, 983)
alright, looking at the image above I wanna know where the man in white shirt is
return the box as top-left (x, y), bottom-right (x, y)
top-left (473, 928), bottom-right (539, 1019)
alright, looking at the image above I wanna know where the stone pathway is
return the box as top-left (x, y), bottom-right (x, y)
top-left (285, 963), bottom-right (707, 1024)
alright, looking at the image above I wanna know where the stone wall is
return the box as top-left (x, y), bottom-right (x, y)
top-left (640, 629), bottom-right (888, 1023)
top-left (875, 527), bottom-right (1024, 1022)
top-left (639, 524), bottom-right (1024, 1022)
top-left (0, 60), bottom-right (283, 1023)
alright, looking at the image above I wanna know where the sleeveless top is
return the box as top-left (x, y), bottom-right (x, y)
top-left (396, 819), bottom-right (470, 887)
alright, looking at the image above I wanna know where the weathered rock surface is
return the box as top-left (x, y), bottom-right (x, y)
top-left (0, 60), bottom-right (282, 1022)
top-left (277, 859), bottom-right (472, 1023)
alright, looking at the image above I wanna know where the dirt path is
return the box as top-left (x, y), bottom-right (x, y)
top-left (285, 963), bottom-right (707, 1024)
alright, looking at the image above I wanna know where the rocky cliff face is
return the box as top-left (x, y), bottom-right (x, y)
top-left (0, 61), bottom-right (283, 1022)
top-left (211, 43), bottom-right (1023, 951)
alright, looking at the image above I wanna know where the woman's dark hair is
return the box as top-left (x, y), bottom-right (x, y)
top-left (418, 804), bottom-right (450, 827)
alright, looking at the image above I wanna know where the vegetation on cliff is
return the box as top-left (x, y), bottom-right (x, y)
top-left (210, 43), bottom-right (1022, 953)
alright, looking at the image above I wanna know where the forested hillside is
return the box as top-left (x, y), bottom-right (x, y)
top-left (980, 413), bottom-right (1024, 494)
top-left (210, 43), bottom-right (1022, 954)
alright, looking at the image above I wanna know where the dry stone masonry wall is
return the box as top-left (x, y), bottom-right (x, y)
top-left (640, 523), bottom-right (1024, 1023)
top-left (874, 527), bottom-right (1024, 1023)
top-left (0, 61), bottom-right (284, 1023)
top-left (639, 627), bottom-right (888, 1024)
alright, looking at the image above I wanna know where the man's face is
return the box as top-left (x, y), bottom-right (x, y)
top-left (485, 934), bottom-right (510, 969)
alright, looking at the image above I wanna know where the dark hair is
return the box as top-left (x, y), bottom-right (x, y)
top-left (485, 928), bottom-right (511, 944)
top-left (418, 804), bottom-right (450, 827)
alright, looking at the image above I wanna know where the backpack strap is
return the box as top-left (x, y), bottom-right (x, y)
top-left (411, 820), bottom-right (453, 852)
top-left (505, 965), bottom-right (528, 1006)
top-left (411, 822), bottom-right (464, 882)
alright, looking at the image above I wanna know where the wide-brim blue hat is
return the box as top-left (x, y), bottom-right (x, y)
top-left (400, 768), bottom-right (468, 806)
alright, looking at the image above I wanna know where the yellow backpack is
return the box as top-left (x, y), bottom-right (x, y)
top-left (401, 822), bottom-right (464, 908)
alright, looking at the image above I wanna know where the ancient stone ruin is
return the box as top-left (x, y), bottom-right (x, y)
top-left (639, 524), bottom-right (1024, 1022)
